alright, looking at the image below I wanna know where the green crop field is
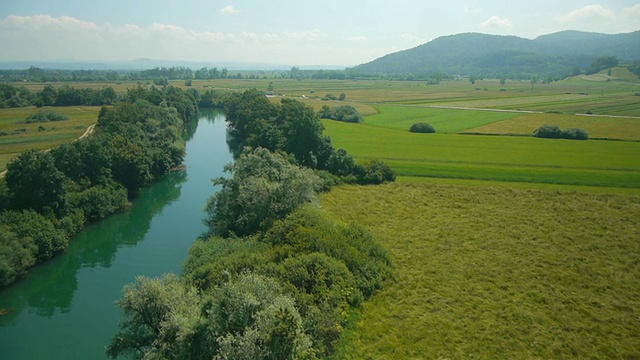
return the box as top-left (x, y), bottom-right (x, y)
top-left (323, 118), bottom-right (640, 189)
top-left (322, 183), bottom-right (640, 359)
top-left (0, 106), bottom-right (100, 170)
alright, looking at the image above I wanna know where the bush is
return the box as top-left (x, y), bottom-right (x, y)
top-left (319, 105), bottom-right (362, 123)
top-left (25, 109), bottom-right (69, 123)
top-left (533, 125), bottom-right (589, 140)
top-left (533, 124), bottom-right (563, 139)
top-left (562, 127), bottom-right (589, 140)
top-left (355, 159), bottom-right (396, 184)
top-left (409, 123), bottom-right (436, 133)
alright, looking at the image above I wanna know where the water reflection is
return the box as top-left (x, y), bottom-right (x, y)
top-left (0, 171), bottom-right (186, 322)
top-left (0, 112), bottom-right (232, 359)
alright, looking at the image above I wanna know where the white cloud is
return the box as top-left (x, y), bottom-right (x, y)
top-left (480, 16), bottom-right (513, 31)
top-left (552, 4), bottom-right (640, 33)
top-left (282, 29), bottom-right (326, 41)
top-left (464, 6), bottom-right (480, 14)
top-left (556, 4), bottom-right (615, 24)
top-left (0, 15), bottom-right (373, 65)
top-left (220, 5), bottom-right (239, 14)
top-left (347, 35), bottom-right (369, 42)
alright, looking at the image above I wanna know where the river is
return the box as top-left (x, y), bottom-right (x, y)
top-left (0, 109), bottom-right (233, 359)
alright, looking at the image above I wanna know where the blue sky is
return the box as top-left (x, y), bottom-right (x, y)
top-left (0, 0), bottom-right (638, 66)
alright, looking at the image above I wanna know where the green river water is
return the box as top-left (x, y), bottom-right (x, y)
top-left (0, 110), bottom-right (233, 359)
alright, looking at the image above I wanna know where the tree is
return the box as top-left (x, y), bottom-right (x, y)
top-left (6, 149), bottom-right (68, 216)
top-left (106, 274), bottom-right (207, 359)
top-left (500, 77), bottom-right (506, 86)
top-left (409, 123), bottom-right (436, 133)
top-left (279, 98), bottom-right (326, 167)
top-left (587, 56), bottom-right (619, 74)
top-left (0, 225), bottom-right (36, 286)
top-left (204, 148), bottom-right (321, 237)
top-left (469, 75), bottom-right (476, 85)
top-left (107, 273), bottom-right (315, 360)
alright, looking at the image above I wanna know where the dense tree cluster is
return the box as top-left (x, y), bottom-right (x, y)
top-left (225, 89), bottom-right (394, 184)
top-left (586, 56), bottom-right (620, 75)
top-left (0, 86), bottom-right (198, 286)
top-left (318, 105), bottom-right (362, 123)
top-left (533, 124), bottom-right (589, 140)
top-left (0, 83), bottom-right (117, 108)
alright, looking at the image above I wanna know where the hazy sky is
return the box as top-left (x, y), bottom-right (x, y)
top-left (0, 0), bottom-right (638, 67)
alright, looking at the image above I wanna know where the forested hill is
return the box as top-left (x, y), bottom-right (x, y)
top-left (350, 30), bottom-right (640, 78)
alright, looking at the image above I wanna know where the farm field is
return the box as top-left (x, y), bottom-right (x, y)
top-left (0, 106), bottom-right (99, 170)
top-left (322, 183), bottom-right (640, 359)
top-left (323, 118), bottom-right (640, 190)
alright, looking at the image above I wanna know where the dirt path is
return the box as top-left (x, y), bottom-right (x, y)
top-left (0, 123), bottom-right (97, 178)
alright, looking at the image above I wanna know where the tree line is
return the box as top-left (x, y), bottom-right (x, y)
top-left (0, 85), bottom-right (199, 287)
top-left (107, 90), bottom-right (396, 359)
top-left (0, 83), bottom-right (117, 108)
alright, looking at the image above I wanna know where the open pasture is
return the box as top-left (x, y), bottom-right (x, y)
top-left (467, 112), bottom-right (640, 141)
top-left (322, 183), bottom-right (640, 359)
top-left (0, 106), bottom-right (99, 170)
top-left (322, 117), bottom-right (640, 189)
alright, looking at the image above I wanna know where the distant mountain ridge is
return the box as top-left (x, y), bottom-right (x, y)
top-left (351, 30), bottom-right (640, 78)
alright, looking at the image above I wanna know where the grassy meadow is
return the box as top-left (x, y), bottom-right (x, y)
top-left (323, 118), bottom-right (640, 189)
top-left (0, 106), bottom-right (100, 170)
top-left (322, 183), bottom-right (640, 359)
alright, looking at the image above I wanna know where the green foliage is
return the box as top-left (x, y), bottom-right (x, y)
top-left (319, 105), bottom-right (363, 123)
top-left (25, 109), bottom-right (69, 123)
top-left (0, 210), bottom-right (68, 261)
top-left (108, 273), bottom-right (315, 360)
top-left (184, 237), bottom-right (270, 290)
top-left (6, 149), bottom-right (68, 216)
top-left (184, 205), bottom-right (392, 357)
top-left (205, 148), bottom-right (322, 237)
top-left (0, 225), bottom-right (36, 286)
top-left (355, 159), bottom-right (397, 185)
top-left (587, 56), bottom-right (619, 75)
top-left (69, 182), bottom-right (129, 222)
top-left (224, 89), bottom-right (393, 183)
top-left (409, 122), bottom-right (436, 133)
top-left (0, 86), bottom-right (198, 287)
top-left (263, 206), bottom-right (392, 299)
top-left (106, 274), bottom-right (206, 360)
top-left (533, 124), bottom-right (589, 140)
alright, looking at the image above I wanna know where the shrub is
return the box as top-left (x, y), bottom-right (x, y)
top-left (322, 93), bottom-right (338, 101)
top-left (533, 125), bottom-right (563, 139)
top-left (562, 127), bottom-right (589, 140)
top-left (533, 125), bottom-right (589, 140)
top-left (25, 109), bottom-right (69, 123)
top-left (409, 123), bottom-right (436, 133)
top-left (319, 105), bottom-right (362, 123)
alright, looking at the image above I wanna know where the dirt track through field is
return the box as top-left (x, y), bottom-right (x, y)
top-left (0, 123), bottom-right (96, 178)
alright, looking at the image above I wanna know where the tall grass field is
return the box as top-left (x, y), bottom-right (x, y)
top-left (322, 183), bottom-right (640, 359)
